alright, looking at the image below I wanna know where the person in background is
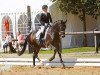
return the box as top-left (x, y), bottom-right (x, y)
top-left (11, 32), bottom-right (14, 44)
top-left (3, 35), bottom-right (8, 53)
top-left (11, 32), bottom-right (14, 38)
top-left (6, 32), bottom-right (16, 53)
top-left (5, 32), bottom-right (12, 53)
top-left (17, 31), bottom-right (25, 49)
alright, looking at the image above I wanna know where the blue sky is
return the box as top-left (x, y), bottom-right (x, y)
top-left (0, 0), bottom-right (52, 13)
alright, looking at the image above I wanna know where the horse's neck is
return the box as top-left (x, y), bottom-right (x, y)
top-left (47, 26), bottom-right (60, 41)
top-left (51, 24), bottom-right (60, 34)
top-left (48, 27), bottom-right (54, 35)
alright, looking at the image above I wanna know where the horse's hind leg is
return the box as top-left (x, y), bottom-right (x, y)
top-left (33, 52), bottom-right (42, 67)
top-left (36, 54), bottom-right (41, 62)
top-left (49, 49), bottom-right (56, 61)
top-left (36, 55), bottom-right (44, 65)
top-left (58, 51), bottom-right (65, 68)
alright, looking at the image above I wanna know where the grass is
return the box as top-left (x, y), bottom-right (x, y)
top-left (39, 47), bottom-right (95, 54)
top-left (0, 47), bottom-right (96, 54)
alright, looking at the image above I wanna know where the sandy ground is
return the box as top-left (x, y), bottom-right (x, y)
top-left (0, 52), bottom-right (100, 75)
top-left (1, 52), bottom-right (100, 58)
top-left (0, 66), bottom-right (100, 75)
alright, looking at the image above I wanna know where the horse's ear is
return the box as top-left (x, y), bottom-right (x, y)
top-left (64, 20), bottom-right (67, 23)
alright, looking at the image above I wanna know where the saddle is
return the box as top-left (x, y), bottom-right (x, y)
top-left (36, 26), bottom-right (49, 45)
top-left (39, 33), bottom-right (45, 45)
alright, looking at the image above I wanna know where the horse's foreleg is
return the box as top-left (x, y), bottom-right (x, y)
top-left (33, 53), bottom-right (37, 67)
top-left (49, 49), bottom-right (56, 61)
top-left (58, 51), bottom-right (65, 68)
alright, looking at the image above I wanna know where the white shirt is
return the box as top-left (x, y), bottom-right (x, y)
top-left (42, 11), bottom-right (48, 16)
top-left (6, 35), bottom-right (12, 43)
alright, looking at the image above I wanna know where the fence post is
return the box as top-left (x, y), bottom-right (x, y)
top-left (27, 6), bottom-right (33, 53)
top-left (94, 29), bottom-right (99, 53)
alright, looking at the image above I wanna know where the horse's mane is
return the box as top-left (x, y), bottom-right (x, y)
top-left (52, 20), bottom-right (62, 26)
top-left (50, 20), bottom-right (63, 33)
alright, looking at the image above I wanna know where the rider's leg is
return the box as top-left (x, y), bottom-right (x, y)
top-left (44, 27), bottom-right (49, 39)
top-left (41, 26), bottom-right (45, 33)
top-left (36, 29), bottom-right (41, 38)
top-left (41, 26), bottom-right (46, 40)
top-left (36, 26), bottom-right (44, 39)
top-left (39, 26), bottom-right (45, 44)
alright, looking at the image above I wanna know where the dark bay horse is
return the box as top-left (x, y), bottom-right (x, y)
top-left (18, 20), bottom-right (67, 68)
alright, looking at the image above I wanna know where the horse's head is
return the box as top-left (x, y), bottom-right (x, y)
top-left (59, 20), bottom-right (67, 38)
top-left (53, 20), bottom-right (67, 38)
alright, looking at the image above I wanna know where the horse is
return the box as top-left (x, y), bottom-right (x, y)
top-left (18, 20), bottom-right (67, 68)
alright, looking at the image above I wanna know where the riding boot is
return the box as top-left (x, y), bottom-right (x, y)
top-left (41, 38), bottom-right (44, 44)
top-left (39, 37), bottom-right (42, 45)
top-left (39, 33), bottom-right (44, 45)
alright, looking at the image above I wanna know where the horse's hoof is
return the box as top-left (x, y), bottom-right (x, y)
top-left (49, 59), bottom-right (51, 61)
top-left (17, 53), bottom-right (20, 56)
top-left (32, 65), bottom-right (36, 68)
top-left (30, 65), bottom-right (35, 68)
top-left (29, 65), bottom-right (33, 68)
top-left (40, 61), bottom-right (44, 66)
top-left (62, 66), bottom-right (65, 69)
top-left (49, 58), bottom-right (53, 61)
top-left (32, 66), bottom-right (36, 68)
top-left (17, 52), bottom-right (21, 56)
top-left (33, 65), bottom-right (42, 69)
top-left (49, 57), bottom-right (55, 62)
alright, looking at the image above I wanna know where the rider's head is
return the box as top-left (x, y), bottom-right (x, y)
top-left (42, 5), bottom-right (48, 12)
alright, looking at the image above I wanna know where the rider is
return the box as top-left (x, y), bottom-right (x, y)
top-left (39, 5), bottom-right (52, 44)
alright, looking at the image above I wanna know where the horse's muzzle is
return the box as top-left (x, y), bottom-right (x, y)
top-left (60, 31), bottom-right (65, 38)
top-left (61, 35), bottom-right (65, 38)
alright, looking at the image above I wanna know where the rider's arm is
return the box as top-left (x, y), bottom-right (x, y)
top-left (40, 13), bottom-right (44, 25)
top-left (48, 13), bottom-right (52, 23)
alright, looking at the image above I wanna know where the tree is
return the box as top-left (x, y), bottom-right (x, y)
top-left (51, 0), bottom-right (100, 46)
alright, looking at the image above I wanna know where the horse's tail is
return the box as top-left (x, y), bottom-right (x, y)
top-left (18, 37), bottom-right (27, 56)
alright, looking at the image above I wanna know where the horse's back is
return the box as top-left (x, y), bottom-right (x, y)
top-left (27, 31), bottom-right (38, 43)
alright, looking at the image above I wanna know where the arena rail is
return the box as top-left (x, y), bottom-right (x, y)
top-left (65, 31), bottom-right (100, 35)
top-left (65, 30), bottom-right (100, 53)
top-left (1, 58), bottom-right (100, 67)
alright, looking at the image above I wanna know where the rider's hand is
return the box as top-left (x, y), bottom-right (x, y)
top-left (45, 23), bottom-right (48, 26)
top-left (49, 23), bottom-right (52, 27)
top-left (50, 23), bottom-right (52, 25)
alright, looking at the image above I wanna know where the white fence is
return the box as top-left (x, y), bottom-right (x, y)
top-left (1, 58), bottom-right (100, 67)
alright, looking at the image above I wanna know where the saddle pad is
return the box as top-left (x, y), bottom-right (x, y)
top-left (36, 29), bottom-right (41, 39)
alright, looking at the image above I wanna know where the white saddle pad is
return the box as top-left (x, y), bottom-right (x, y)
top-left (36, 27), bottom-right (49, 40)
